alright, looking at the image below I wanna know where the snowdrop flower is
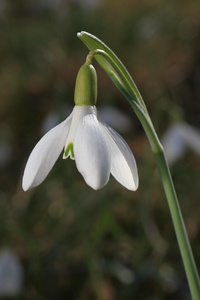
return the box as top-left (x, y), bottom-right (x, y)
top-left (0, 249), bottom-right (23, 297)
top-left (22, 60), bottom-right (138, 191)
top-left (162, 122), bottom-right (200, 165)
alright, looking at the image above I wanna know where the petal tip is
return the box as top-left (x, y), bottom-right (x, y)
top-left (81, 170), bottom-right (109, 190)
top-left (22, 176), bottom-right (31, 192)
top-left (87, 182), bottom-right (106, 191)
top-left (120, 177), bottom-right (139, 191)
top-left (22, 186), bottom-right (28, 192)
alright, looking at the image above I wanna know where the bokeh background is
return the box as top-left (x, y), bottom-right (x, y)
top-left (1, 0), bottom-right (200, 299)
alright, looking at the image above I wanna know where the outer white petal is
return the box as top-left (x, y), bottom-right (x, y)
top-left (162, 122), bottom-right (200, 165)
top-left (74, 110), bottom-right (111, 190)
top-left (103, 125), bottom-right (138, 191)
top-left (22, 115), bottom-right (72, 191)
top-left (179, 123), bottom-right (200, 154)
top-left (161, 124), bottom-right (185, 165)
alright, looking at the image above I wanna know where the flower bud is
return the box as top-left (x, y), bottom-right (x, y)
top-left (74, 64), bottom-right (97, 106)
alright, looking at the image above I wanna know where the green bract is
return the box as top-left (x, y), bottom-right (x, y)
top-left (77, 32), bottom-right (162, 153)
top-left (74, 64), bottom-right (97, 106)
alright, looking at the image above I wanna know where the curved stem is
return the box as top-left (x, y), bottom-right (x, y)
top-left (77, 31), bottom-right (200, 299)
top-left (131, 96), bottom-right (200, 299)
top-left (154, 150), bottom-right (200, 300)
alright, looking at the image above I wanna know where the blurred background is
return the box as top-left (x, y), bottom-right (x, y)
top-left (1, 0), bottom-right (200, 299)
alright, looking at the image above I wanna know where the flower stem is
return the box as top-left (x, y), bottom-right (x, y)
top-left (77, 31), bottom-right (200, 299)
top-left (131, 99), bottom-right (200, 299)
top-left (132, 100), bottom-right (200, 299)
top-left (154, 149), bottom-right (200, 300)
top-left (85, 50), bottom-right (103, 65)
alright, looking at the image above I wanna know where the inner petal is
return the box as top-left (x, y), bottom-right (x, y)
top-left (63, 106), bottom-right (96, 159)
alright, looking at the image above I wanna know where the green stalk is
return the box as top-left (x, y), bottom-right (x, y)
top-left (131, 101), bottom-right (200, 300)
top-left (154, 150), bottom-right (200, 300)
top-left (77, 31), bottom-right (200, 299)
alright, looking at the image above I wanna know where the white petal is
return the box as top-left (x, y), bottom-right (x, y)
top-left (22, 115), bottom-right (72, 191)
top-left (74, 111), bottom-right (111, 190)
top-left (161, 124), bottom-right (185, 165)
top-left (162, 122), bottom-right (200, 165)
top-left (63, 106), bottom-right (95, 159)
top-left (103, 125), bottom-right (138, 191)
top-left (179, 123), bottom-right (200, 154)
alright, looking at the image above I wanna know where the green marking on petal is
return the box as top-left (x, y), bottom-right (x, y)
top-left (64, 142), bottom-right (75, 160)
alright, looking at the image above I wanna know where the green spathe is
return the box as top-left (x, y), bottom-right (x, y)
top-left (64, 142), bottom-right (74, 159)
top-left (74, 64), bottom-right (97, 106)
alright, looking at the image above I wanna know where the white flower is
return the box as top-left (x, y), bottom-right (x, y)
top-left (22, 105), bottom-right (138, 191)
top-left (162, 122), bottom-right (200, 165)
top-left (0, 249), bottom-right (23, 297)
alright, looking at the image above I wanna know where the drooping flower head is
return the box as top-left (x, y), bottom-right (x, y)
top-left (22, 53), bottom-right (138, 191)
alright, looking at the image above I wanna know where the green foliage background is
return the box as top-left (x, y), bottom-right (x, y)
top-left (0, 0), bottom-right (200, 299)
